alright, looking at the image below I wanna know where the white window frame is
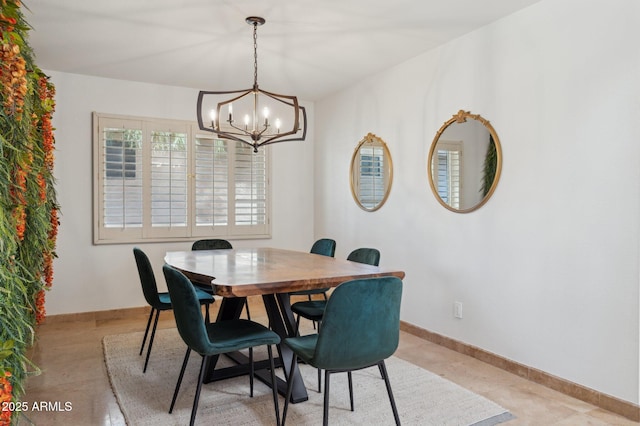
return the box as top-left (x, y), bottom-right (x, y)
top-left (93, 112), bottom-right (271, 244)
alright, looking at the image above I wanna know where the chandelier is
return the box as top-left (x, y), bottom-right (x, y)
top-left (196, 17), bottom-right (307, 153)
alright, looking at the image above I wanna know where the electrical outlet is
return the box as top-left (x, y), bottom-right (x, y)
top-left (454, 301), bottom-right (463, 319)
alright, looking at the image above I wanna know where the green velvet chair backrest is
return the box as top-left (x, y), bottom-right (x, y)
top-left (310, 238), bottom-right (336, 257)
top-left (162, 265), bottom-right (212, 355)
top-left (347, 248), bottom-right (380, 266)
top-left (192, 239), bottom-right (233, 251)
top-left (133, 247), bottom-right (164, 308)
top-left (306, 239), bottom-right (336, 294)
top-left (312, 276), bottom-right (402, 370)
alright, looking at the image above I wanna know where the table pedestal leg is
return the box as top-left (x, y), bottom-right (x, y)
top-left (263, 293), bottom-right (308, 403)
top-left (202, 294), bottom-right (309, 403)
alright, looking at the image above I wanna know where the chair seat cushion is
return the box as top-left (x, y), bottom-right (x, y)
top-left (204, 319), bottom-right (280, 355)
top-left (193, 287), bottom-right (215, 303)
top-left (291, 300), bottom-right (326, 321)
top-left (284, 334), bottom-right (318, 364)
top-left (192, 282), bottom-right (214, 294)
top-left (158, 288), bottom-right (213, 309)
top-left (156, 292), bottom-right (172, 309)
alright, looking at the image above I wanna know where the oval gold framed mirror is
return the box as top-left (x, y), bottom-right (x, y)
top-left (350, 133), bottom-right (393, 212)
top-left (427, 110), bottom-right (502, 213)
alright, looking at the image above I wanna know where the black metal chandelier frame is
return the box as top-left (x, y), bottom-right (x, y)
top-left (196, 16), bottom-right (307, 153)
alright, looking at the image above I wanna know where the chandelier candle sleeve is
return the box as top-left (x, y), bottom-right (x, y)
top-left (196, 16), bottom-right (307, 153)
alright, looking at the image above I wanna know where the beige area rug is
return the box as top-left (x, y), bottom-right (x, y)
top-left (103, 328), bottom-right (514, 426)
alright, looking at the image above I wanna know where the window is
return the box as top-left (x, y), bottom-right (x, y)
top-left (432, 141), bottom-right (463, 209)
top-left (93, 113), bottom-right (270, 244)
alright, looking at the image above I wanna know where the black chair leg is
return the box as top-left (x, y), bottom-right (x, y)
top-left (140, 307), bottom-right (154, 355)
top-left (323, 371), bottom-right (331, 426)
top-left (379, 361), bottom-right (401, 426)
top-left (295, 315), bottom-right (301, 335)
top-left (267, 345), bottom-right (280, 426)
top-left (348, 371), bottom-right (354, 411)
top-left (282, 354), bottom-right (298, 426)
top-left (170, 348), bottom-right (191, 413)
top-left (204, 303), bottom-right (210, 324)
top-left (189, 355), bottom-right (208, 426)
top-left (244, 298), bottom-right (251, 320)
top-left (249, 347), bottom-right (254, 397)
top-left (316, 321), bottom-right (323, 392)
top-left (143, 309), bottom-right (161, 373)
top-left (308, 294), bottom-right (318, 330)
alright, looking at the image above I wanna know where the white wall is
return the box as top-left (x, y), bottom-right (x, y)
top-left (44, 0), bottom-right (639, 406)
top-left (46, 72), bottom-right (315, 315)
top-left (314, 0), bottom-right (639, 404)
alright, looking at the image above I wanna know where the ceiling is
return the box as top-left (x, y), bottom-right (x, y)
top-left (25, 0), bottom-right (541, 101)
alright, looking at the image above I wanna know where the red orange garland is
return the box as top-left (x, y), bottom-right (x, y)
top-left (36, 173), bottom-right (46, 203)
top-left (1, 2), bottom-right (57, 420)
top-left (36, 208), bottom-right (58, 324)
top-left (0, 42), bottom-right (27, 121)
top-left (34, 290), bottom-right (46, 326)
top-left (11, 205), bottom-right (25, 241)
top-left (38, 76), bottom-right (55, 171)
top-left (9, 165), bottom-right (27, 242)
top-left (34, 76), bottom-right (57, 325)
top-left (0, 371), bottom-right (12, 426)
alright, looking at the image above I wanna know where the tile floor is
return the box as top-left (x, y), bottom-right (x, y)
top-left (19, 298), bottom-right (638, 425)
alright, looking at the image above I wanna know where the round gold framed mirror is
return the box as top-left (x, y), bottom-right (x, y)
top-left (350, 133), bottom-right (393, 212)
top-left (428, 110), bottom-right (502, 213)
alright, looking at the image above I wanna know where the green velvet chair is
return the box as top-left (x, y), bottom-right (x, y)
top-left (191, 238), bottom-right (252, 320)
top-left (133, 248), bottom-right (214, 373)
top-left (282, 276), bottom-right (402, 426)
top-left (191, 238), bottom-right (233, 251)
top-left (346, 247), bottom-right (381, 267)
top-left (290, 247), bottom-right (381, 391)
top-left (291, 247), bottom-right (380, 333)
top-left (309, 238), bottom-right (337, 257)
top-left (163, 265), bottom-right (281, 426)
top-left (289, 238), bottom-right (336, 326)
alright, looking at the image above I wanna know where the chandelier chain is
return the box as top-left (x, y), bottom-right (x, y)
top-left (253, 22), bottom-right (258, 88)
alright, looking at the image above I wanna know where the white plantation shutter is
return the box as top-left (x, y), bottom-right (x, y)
top-left (233, 143), bottom-right (268, 235)
top-left (193, 134), bottom-right (229, 236)
top-left (96, 117), bottom-right (144, 241)
top-left (93, 113), bottom-right (271, 244)
top-left (146, 125), bottom-right (189, 238)
top-left (433, 141), bottom-right (462, 209)
top-left (358, 145), bottom-right (384, 210)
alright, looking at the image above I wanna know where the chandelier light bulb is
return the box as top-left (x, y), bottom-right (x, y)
top-left (209, 109), bottom-right (216, 128)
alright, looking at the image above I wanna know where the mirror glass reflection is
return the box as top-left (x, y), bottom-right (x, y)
top-left (428, 110), bottom-right (502, 213)
top-left (350, 133), bottom-right (393, 212)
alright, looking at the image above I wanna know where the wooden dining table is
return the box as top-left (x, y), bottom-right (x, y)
top-left (164, 247), bottom-right (405, 403)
